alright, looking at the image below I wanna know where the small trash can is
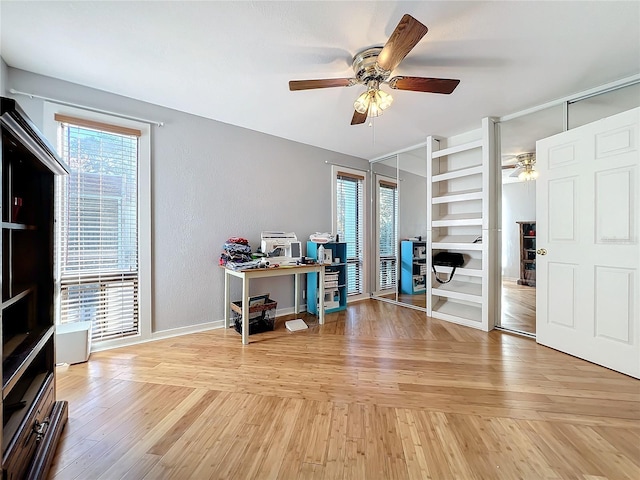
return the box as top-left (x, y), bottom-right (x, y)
top-left (55, 321), bottom-right (92, 364)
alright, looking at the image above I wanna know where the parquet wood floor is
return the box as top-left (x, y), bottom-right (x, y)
top-left (50, 300), bottom-right (639, 479)
top-left (501, 280), bottom-right (536, 335)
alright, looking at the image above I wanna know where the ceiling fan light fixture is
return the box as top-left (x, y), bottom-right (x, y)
top-left (353, 88), bottom-right (393, 117)
top-left (354, 90), bottom-right (371, 114)
top-left (518, 168), bottom-right (539, 181)
top-left (515, 152), bottom-right (538, 181)
top-left (374, 88), bottom-right (393, 111)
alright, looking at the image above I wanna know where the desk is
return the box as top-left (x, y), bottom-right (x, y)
top-left (223, 264), bottom-right (325, 344)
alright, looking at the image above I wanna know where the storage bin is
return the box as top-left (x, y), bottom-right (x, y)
top-left (230, 298), bottom-right (277, 335)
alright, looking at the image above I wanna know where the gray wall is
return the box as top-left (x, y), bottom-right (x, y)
top-left (6, 67), bottom-right (368, 333)
top-left (1, 58), bottom-right (8, 95)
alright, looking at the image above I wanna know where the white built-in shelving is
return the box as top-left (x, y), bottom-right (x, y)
top-left (426, 118), bottom-right (499, 331)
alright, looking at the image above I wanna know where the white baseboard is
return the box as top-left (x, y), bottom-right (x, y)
top-left (502, 276), bottom-right (519, 283)
top-left (90, 305), bottom-right (310, 353)
top-left (151, 320), bottom-right (225, 341)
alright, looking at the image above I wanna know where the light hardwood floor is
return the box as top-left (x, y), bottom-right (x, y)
top-left (50, 300), bottom-right (639, 479)
top-left (500, 280), bottom-right (536, 334)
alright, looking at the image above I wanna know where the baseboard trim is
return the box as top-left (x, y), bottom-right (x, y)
top-left (90, 305), bottom-right (311, 353)
top-left (151, 320), bottom-right (225, 341)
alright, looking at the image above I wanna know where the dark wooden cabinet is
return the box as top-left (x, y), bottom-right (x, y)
top-left (1, 97), bottom-right (68, 479)
top-left (516, 221), bottom-right (536, 287)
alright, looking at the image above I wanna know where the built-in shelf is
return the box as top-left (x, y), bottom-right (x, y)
top-left (432, 165), bottom-right (483, 183)
top-left (431, 139), bottom-right (482, 159)
top-left (432, 299), bottom-right (483, 324)
top-left (427, 118), bottom-right (497, 332)
top-left (432, 213), bottom-right (483, 227)
top-left (433, 258), bottom-right (483, 277)
top-left (432, 235), bottom-right (483, 251)
top-left (432, 280), bottom-right (482, 302)
top-left (432, 188), bottom-right (483, 204)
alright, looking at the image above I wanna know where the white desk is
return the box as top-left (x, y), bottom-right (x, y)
top-left (223, 264), bottom-right (325, 344)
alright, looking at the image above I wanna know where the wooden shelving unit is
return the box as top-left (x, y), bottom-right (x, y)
top-left (426, 118), bottom-right (498, 331)
top-left (517, 221), bottom-right (536, 287)
top-left (1, 96), bottom-right (68, 479)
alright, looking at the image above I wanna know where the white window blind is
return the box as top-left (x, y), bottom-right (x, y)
top-left (379, 180), bottom-right (398, 290)
top-left (336, 171), bottom-right (364, 295)
top-left (55, 115), bottom-right (140, 343)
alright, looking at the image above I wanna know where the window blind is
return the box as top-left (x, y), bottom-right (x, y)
top-left (55, 118), bottom-right (140, 342)
top-left (379, 181), bottom-right (398, 290)
top-left (336, 172), bottom-right (364, 295)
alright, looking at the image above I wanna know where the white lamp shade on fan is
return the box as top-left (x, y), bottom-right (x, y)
top-left (354, 88), bottom-right (393, 117)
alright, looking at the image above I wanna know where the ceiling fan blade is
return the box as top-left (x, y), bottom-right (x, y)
top-left (377, 14), bottom-right (428, 72)
top-left (351, 110), bottom-right (367, 125)
top-left (289, 78), bottom-right (355, 91)
top-left (510, 168), bottom-right (524, 178)
top-left (388, 76), bottom-right (460, 94)
top-left (502, 164), bottom-right (517, 170)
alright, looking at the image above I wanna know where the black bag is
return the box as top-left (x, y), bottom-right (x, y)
top-left (432, 252), bottom-right (464, 284)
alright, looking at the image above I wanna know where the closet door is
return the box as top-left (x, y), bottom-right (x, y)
top-left (536, 107), bottom-right (640, 378)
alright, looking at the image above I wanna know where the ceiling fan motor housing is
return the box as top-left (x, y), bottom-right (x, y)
top-left (352, 47), bottom-right (391, 85)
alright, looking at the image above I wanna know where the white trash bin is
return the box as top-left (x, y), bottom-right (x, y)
top-left (55, 321), bottom-right (92, 364)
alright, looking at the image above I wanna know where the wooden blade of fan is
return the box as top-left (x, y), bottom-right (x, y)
top-left (289, 78), bottom-right (354, 91)
top-left (351, 110), bottom-right (367, 125)
top-left (389, 76), bottom-right (460, 94)
top-left (377, 14), bottom-right (428, 73)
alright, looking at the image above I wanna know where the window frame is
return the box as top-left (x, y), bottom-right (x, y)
top-left (44, 102), bottom-right (151, 349)
top-left (331, 165), bottom-right (368, 300)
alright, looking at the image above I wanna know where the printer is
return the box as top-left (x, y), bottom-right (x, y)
top-left (260, 231), bottom-right (302, 265)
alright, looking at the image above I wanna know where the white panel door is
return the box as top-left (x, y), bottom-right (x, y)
top-left (536, 107), bottom-right (640, 378)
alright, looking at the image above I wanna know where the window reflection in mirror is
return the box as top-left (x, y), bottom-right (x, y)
top-left (371, 155), bottom-right (398, 303)
top-left (370, 146), bottom-right (428, 311)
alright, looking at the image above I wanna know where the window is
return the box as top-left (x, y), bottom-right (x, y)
top-left (48, 107), bottom-right (150, 346)
top-left (334, 169), bottom-right (365, 295)
top-left (378, 179), bottom-right (398, 290)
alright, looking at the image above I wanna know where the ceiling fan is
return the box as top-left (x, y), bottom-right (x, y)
top-left (503, 153), bottom-right (538, 181)
top-left (288, 14), bottom-right (460, 125)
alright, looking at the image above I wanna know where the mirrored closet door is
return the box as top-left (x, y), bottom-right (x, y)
top-left (498, 105), bottom-right (563, 335)
top-left (371, 155), bottom-right (399, 303)
top-left (371, 146), bottom-right (428, 310)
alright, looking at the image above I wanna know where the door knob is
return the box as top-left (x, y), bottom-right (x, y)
top-left (536, 248), bottom-right (547, 255)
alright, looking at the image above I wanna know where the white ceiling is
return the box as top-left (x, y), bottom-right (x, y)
top-left (1, 1), bottom-right (639, 160)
